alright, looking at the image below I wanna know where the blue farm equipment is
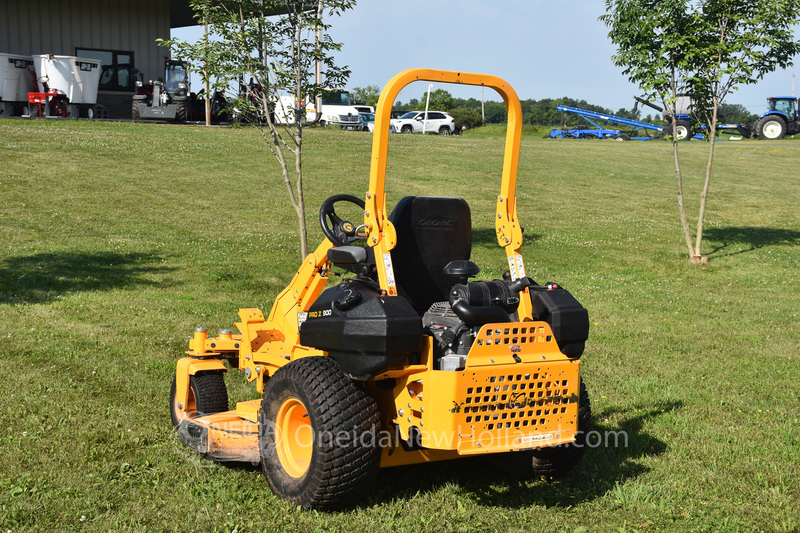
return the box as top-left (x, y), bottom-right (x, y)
top-left (549, 100), bottom-right (749, 141)
top-left (753, 97), bottom-right (799, 140)
top-left (548, 105), bottom-right (666, 140)
top-left (636, 96), bottom-right (751, 139)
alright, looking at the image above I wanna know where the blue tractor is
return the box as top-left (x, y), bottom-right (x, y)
top-left (754, 96), bottom-right (799, 140)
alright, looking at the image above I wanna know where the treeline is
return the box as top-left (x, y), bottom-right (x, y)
top-left (388, 94), bottom-right (643, 129)
top-left (397, 96), bottom-right (757, 128)
top-left (351, 86), bottom-right (757, 129)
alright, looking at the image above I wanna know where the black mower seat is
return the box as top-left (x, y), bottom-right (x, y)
top-left (388, 196), bottom-right (472, 315)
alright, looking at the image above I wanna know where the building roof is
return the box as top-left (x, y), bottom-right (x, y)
top-left (169, 0), bottom-right (311, 28)
top-left (170, 0), bottom-right (200, 28)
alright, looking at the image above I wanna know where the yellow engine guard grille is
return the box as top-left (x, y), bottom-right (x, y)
top-left (421, 359), bottom-right (581, 454)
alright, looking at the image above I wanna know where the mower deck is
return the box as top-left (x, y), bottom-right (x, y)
top-left (177, 321), bottom-right (581, 468)
top-left (177, 399), bottom-right (261, 464)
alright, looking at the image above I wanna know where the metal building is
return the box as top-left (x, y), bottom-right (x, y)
top-left (0, 0), bottom-right (196, 118)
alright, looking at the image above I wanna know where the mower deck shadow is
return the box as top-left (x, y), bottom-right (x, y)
top-left (368, 401), bottom-right (677, 509)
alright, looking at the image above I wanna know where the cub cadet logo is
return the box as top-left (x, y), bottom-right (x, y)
top-left (505, 392), bottom-right (580, 410)
top-left (307, 309), bottom-right (332, 319)
top-left (342, 222), bottom-right (354, 232)
top-left (417, 218), bottom-right (454, 228)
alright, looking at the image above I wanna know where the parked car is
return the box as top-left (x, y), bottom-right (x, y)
top-left (390, 110), bottom-right (456, 134)
top-left (359, 112), bottom-right (397, 133)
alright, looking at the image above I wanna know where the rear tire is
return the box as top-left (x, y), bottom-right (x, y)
top-left (169, 371), bottom-right (228, 428)
top-left (175, 97), bottom-right (187, 122)
top-left (530, 379), bottom-right (591, 477)
top-left (751, 118), bottom-right (762, 138)
top-left (757, 115), bottom-right (787, 140)
top-left (439, 126), bottom-right (451, 135)
top-left (259, 357), bottom-right (381, 510)
top-left (131, 97), bottom-right (145, 120)
top-left (487, 378), bottom-right (591, 479)
top-left (667, 119), bottom-right (693, 140)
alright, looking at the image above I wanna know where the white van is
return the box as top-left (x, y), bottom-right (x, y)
top-left (273, 90), bottom-right (362, 129)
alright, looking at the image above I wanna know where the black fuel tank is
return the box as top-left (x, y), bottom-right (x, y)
top-left (299, 279), bottom-right (423, 379)
top-left (529, 282), bottom-right (589, 358)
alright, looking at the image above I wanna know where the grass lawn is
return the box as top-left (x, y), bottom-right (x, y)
top-left (0, 118), bottom-right (798, 532)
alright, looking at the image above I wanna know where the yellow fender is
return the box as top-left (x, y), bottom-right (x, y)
top-left (173, 357), bottom-right (227, 415)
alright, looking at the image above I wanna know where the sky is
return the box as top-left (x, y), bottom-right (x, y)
top-left (171, 0), bottom-right (800, 115)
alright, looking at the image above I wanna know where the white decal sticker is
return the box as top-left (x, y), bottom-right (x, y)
top-left (297, 312), bottom-right (308, 327)
top-left (382, 253), bottom-right (396, 288)
top-left (515, 255), bottom-right (526, 279)
top-left (507, 256), bottom-right (518, 280)
top-left (519, 433), bottom-right (554, 444)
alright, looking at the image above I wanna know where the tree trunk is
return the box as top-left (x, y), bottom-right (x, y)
top-left (294, 50), bottom-right (308, 260)
top-left (667, 68), bottom-right (694, 260)
top-left (674, 139), bottom-right (694, 259)
top-left (262, 90), bottom-right (305, 260)
top-left (295, 140), bottom-right (307, 259)
top-left (692, 97), bottom-right (718, 266)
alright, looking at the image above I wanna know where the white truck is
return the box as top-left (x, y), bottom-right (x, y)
top-left (0, 53), bottom-right (36, 116)
top-left (273, 89), bottom-right (362, 129)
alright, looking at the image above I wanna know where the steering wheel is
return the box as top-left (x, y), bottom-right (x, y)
top-left (319, 194), bottom-right (366, 246)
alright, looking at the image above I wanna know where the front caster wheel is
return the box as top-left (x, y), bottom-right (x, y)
top-left (169, 371), bottom-right (228, 427)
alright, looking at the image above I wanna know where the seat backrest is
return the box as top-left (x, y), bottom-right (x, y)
top-left (388, 196), bottom-right (472, 314)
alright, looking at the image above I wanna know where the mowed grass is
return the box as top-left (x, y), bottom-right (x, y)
top-left (0, 118), bottom-right (798, 532)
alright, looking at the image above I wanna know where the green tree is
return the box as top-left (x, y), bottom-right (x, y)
top-left (601, 0), bottom-right (800, 264)
top-left (404, 98), bottom-right (420, 110)
top-left (717, 103), bottom-right (756, 125)
top-left (421, 88), bottom-right (454, 111)
top-left (483, 101), bottom-right (507, 123)
top-left (351, 84), bottom-right (380, 106)
top-left (449, 106), bottom-right (483, 130)
top-left (160, 0), bottom-right (355, 259)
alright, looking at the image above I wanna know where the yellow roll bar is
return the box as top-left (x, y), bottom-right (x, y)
top-left (364, 69), bottom-right (530, 319)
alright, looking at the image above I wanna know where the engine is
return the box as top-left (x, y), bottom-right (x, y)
top-left (423, 277), bottom-right (590, 371)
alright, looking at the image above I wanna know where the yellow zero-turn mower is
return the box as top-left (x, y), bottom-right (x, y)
top-left (170, 68), bottom-right (592, 510)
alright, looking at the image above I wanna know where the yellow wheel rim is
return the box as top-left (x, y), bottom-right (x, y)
top-left (275, 398), bottom-right (312, 478)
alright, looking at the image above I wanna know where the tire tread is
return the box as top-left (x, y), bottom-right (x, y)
top-left (169, 371), bottom-right (228, 427)
top-left (260, 357), bottom-right (380, 510)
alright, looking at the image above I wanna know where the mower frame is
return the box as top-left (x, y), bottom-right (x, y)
top-left (171, 68), bottom-right (590, 508)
